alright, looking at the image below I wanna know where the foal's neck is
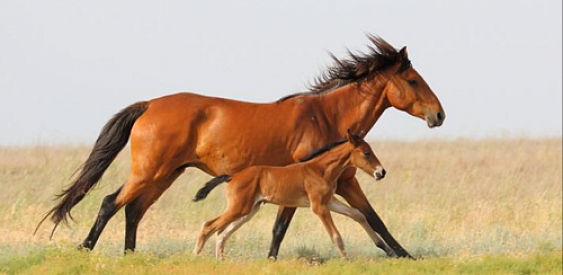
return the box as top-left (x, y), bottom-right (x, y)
top-left (318, 75), bottom-right (391, 136)
top-left (312, 144), bottom-right (355, 182)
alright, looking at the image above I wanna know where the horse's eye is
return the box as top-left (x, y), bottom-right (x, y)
top-left (407, 79), bottom-right (418, 87)
top-left (363, 151), bottom-right (370, 158)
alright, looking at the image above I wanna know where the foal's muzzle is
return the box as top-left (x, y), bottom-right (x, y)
top-left (374, 166), bottom-right (386, 180)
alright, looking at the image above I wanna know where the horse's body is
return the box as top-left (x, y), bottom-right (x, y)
top-left (134, 92), bottom-right (342, 177)
top-left (39, 36), bottom-right (445, 259)
top-left (193, 132), bottom-right (391, 258)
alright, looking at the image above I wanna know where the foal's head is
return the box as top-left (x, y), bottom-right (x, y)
top-left (347, 130), bottom-right (386, 180)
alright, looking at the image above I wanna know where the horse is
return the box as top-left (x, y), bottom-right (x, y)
top-left (37, 35), bottom-right (445, 259)
top-left (193, 131), bottom-right (391, 259)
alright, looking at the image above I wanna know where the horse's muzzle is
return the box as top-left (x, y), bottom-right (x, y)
top-left (426, 111), bottom-right (445, 128)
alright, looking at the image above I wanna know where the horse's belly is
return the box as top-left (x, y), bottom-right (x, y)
top-left (198, 145), bottom-right (294, 176)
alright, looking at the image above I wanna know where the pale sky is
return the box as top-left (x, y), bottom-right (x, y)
top-left (1, 0), bottom-right (561, 145)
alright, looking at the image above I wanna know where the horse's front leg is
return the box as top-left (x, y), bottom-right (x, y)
top-left (336, 175), bottom-right (414, 259)
top-left (267, 206), bottom-right (297, 259)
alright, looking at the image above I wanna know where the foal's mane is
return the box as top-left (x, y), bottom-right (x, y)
top-left (299, 138), bottom-right (348, 162)
top-left (278, 35), bottom-right (411, 102)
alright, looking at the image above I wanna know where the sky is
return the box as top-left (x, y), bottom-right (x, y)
top-left (0, 0), bottom-right (561, 145)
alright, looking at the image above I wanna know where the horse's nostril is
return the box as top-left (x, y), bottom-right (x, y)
top-left (436, 112), bottom-right (443, 121)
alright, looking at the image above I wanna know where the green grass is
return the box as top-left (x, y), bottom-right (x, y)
top-left (0, 248), bottom-right (561, 275)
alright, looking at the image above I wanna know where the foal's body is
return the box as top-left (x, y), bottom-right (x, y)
top-left (194, 133), bottom-right (392, 258)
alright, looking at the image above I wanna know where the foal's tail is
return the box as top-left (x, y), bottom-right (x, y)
top-left (35, 101), bottom-right (149, 235)
top-left (193, 175), bottom-right (232, 202)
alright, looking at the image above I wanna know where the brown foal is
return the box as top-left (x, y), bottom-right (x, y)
top-left (193, 131), bottom-right (390, 258)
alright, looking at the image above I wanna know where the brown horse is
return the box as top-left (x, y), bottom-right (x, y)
top-left (38, 35), bottom-right (445, 258)
top-left (193, 131), bottom-right (390, 259)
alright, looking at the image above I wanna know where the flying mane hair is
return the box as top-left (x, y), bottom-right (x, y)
top-left (278, 35), bottom-right (411, 102)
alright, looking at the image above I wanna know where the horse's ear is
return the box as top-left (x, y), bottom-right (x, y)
top-left (399, 46), bottom-right (409, 60)
top-left (347, 129), bottom-right (361, 147)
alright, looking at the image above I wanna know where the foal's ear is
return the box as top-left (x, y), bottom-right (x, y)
top-left (347, 129), bottom-right (362, 147)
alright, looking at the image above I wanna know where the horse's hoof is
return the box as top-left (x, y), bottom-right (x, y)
top-left (77, 244), bottom-right (91, 251)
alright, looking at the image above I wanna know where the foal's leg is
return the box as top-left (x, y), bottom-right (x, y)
top-left (311, 202), bottom-right (347, 258)
top-left (328, 198), bottom-right (396, 257)
top-left (215, 203), bottom-right (262, 258)
top-left (194, 210), bottom-right (247, 256)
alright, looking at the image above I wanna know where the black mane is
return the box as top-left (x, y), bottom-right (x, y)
top-left (278, 35), bottom-right (410, 102)
top-left (299, 138), bottom-right (348, 162)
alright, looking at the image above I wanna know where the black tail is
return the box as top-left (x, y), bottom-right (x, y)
top-left (193, 175), bottom-right (232, 202)
top-left (35, 101), bottom-right (149, 234)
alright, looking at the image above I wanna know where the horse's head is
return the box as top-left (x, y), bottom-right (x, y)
top-left (382, 46), bottom-right (445, 128)
top-left (347, 130), bottom-right (386, 180)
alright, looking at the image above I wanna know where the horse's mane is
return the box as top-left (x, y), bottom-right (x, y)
top-left (299, 138), bottom-right (348, 162)
top-left (278, 35), bottom-right (410, 102)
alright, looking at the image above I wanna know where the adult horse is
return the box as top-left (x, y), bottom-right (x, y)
top-left (39, 35), bottom-right (445, 259)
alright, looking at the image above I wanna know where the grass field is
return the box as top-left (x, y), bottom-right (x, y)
top-left (0, 138), bottom-right (561, 274)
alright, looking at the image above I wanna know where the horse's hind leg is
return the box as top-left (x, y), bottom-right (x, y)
top-left (124, 170), bottom-right (183, 253)
top-left (80, 168), bottom-right (172, 251)
top-left (79, 186), bottom-right (123, 250)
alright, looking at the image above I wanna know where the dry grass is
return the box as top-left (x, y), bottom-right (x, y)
top-left (0, 138), bottom-right (561, 259)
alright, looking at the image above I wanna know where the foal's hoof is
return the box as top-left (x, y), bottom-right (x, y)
top-left (268, 256), bottom-right (278, 261)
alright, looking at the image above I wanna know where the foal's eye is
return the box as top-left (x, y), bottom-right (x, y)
top-left (407, 79), bottom-right (418, 87)
top-left (363, 151), bottom-right (370, 158)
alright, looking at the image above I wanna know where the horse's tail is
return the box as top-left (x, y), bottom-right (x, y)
top-left (193, 175), bottom-right (232, 202)
top-left (35, 101), bottom-right (149, 234)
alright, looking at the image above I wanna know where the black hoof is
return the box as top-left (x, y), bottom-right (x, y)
top-left (77, 244), bottom-right (92, 251)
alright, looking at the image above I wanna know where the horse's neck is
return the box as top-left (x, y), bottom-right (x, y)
top-left (318, 77), bottom-right (390, 136)
top-left (312, 144), bottom-right (353, 182)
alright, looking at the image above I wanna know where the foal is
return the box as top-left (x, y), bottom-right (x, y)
top-left (193, 131), bottom-right (392, 258)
